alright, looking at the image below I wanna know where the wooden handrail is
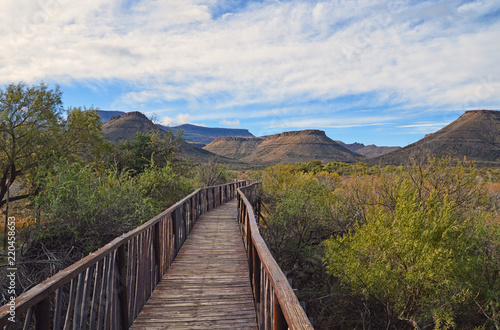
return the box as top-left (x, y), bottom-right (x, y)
top-left (237, 183), bottom-right (314, 330)
top-left (0, 180), bottom-right (249, 329)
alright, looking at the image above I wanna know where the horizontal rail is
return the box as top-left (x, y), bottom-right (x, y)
top-left (0, 180), bottom-right (250, 329)
top-left (237, 183), bottom-right (314, 330)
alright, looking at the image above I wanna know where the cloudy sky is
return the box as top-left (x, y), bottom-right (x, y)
top-left (1, 0), bottom-right (499, 146)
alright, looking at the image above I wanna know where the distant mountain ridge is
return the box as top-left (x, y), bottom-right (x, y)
top-left (373, 110), bottom-right (500, 166)
top-left (158, 123), bottom-right (254, 146)
top-left (335, 141), bottom-right (401, 158)
top-left (97, 109), bottom-right (500, 168)
top-left (204, 129), bottom-right (362, 165)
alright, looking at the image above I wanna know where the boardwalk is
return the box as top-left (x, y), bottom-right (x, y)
top-left (130, 199), bottom-right (258, 329)
top-left (0, 182), bottom-right (313, 329)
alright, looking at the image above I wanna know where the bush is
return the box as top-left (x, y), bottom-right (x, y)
top-left (324, 181), bottom-right (480, 328)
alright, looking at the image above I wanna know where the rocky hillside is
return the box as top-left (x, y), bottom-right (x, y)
top-left (204, 130), bottom-right (362, 165)
top-left (373, 110), bottom-right (500, 166)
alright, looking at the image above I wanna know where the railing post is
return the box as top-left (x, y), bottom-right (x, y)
top-left (153, 223), bottom-right (162, 281)
top-left (117, 244), bottom-right (130, 328)
top-left (273, 293), bottom-right (287, 330)
top-left (172, 208), bottom-right (179, 257)
top-left (253, 245), bottom-right (261, 302)
top-left (34, 297), bottom-right (50, 330)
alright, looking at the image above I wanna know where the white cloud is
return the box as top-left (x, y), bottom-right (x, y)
top-left (0, 0), bottom-right (499, 115)
top-left (265, 115), bottom-right (399, 129)
top-left (220, 119), bottom-right (240, 127)
top-left (160, 113), bottom-right (191, 126)
top-left (161, 116), bottom-right (176, 126)
top-left (398, 122), bottom-right (451, 128)
top-left (177, 113), bottom-right (191, 124)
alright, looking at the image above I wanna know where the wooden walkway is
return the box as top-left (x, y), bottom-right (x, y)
top-left (130, 199), bottom-right (258, 329)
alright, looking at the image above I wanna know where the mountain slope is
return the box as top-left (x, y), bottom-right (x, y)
top-left (374, 110), bottom-right (500, 166)
top-left (355, 145), bottom-right (402, 158)
top-left (159, 124), bottom-right (254, 146)
top-left (204, 130), bottom-right (363, 165)
top-left (201, 137), bottom-right (264, 160)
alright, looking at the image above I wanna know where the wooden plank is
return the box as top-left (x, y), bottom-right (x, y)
top-left (79, 265), bottom-right (95, 328)
top-left (63, 278), bottom-right (76, 330)
top-left (22, 307), bottom-right (33, 330)
top-left (130, 200), bottom-right (258, 329)
top-left (89, 259), bottom-right (103, 330)
top-left (52, 287), bottom-right (63, 330)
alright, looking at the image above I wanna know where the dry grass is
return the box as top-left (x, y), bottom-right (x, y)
top-left (487, 181), bottom-right (500, 194)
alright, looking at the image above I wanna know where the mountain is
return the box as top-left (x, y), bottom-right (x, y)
top-left (335, 141), bottom-right (401, 158)
top-left (337, 142), bottom-right (365, 153)
top-left (102, 111), bottom-right (164, 141)
top-left (96, 110), bottom-right (126, 123)
top-left (204, 130), bottom-right (363, 165)
top-left (373, 110), bottom-right (500, 166)
top-left (101, 112), bottom-right (221, 162)
top-left (158, 123), bottom-right (254, 146)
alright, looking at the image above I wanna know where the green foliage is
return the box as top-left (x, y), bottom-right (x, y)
top-left (28, 158), bottom-right (193, 255)
top-left (260, 165), bottom-right (351, 295)
top-left (30, 161), bottom-right (157, 254)
top-left (64, 107), bottom-right (112, 165)
top-left (0, 82), bottom-right (64, 208)
top-left (113, 131), bottom-right (181, 174)
top-left (136, 162), bottom-right (193, 212)
top-left (324, 182), bottom-right (476, 327)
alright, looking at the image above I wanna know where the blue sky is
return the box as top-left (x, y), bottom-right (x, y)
top-left (1, 0), bottom-right (499, 146)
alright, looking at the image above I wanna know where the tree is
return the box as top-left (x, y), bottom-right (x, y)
top-left (196, 156), bottom-right (231, 187)
top-left (64, 107), bottom-right (112, 165)
top-left (113, 131), bottom-right (182, 175)
top-left (0, 82), bottom-right (63, 209)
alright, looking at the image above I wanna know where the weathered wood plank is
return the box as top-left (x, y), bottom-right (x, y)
top-left (130, 200), bottom-right (258, 329)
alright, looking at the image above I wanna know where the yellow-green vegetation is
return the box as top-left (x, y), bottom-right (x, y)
top-left (257, 158), bottom-right (500, 329)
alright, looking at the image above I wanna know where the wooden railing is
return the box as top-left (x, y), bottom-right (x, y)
top-left (0, 181), bottom-right (249, 329)
top-left (237, 183), bottom-right (314, 330)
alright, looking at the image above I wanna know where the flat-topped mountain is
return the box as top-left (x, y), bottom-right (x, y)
top-left (159, 124), bottom-right (254, 146)
top-left (374, 110), bottom-right (500, 166)
top-left (204, 130), bottom-right (362, 165)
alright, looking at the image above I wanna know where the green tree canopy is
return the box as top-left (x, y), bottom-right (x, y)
top-left (0, 82), bottom-right (64, 208)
